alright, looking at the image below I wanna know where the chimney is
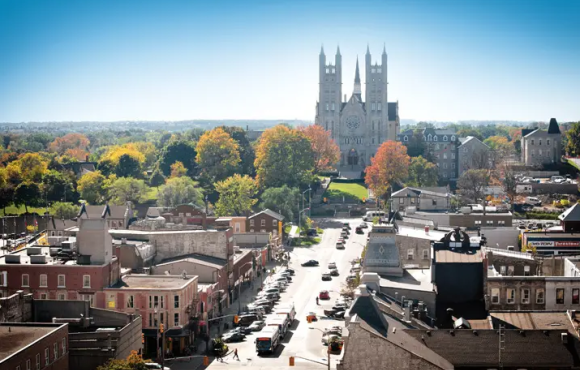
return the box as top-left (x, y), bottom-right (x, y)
top-left (425, 225), bottom-right (429, 234)
top-left (85, 154), bottom-right (89, 162)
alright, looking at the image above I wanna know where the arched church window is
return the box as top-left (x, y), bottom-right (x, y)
top-left (451, 136), bottom-right (455, 141)
top-left (427, 134), bottom-right (432, 141)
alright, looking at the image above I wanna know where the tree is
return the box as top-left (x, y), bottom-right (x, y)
top-left (218, 126), bottom-right (256, 176)
top-left (196, 128), bottom-right (241, 184)
top-left (364, 141), bottom-right (410, 201)
top-left (158, 176), bottom-right (204, 208)
top-left (6, 153), bottom-right (48, 183)
top-left (14, 182), bottom-right (42, 213)
top-left (260, 186), bottom-right (300, 221)
top-left (499, 163), bottom-right (518, 209)
top-left (115, 154), bottom-right (142, 178)
top-left (149, 168), bottom-right (166, 187)
top-left (96, 350), bottom-right (147, 370)
top-left (254, 125), bottom-right (315, 189)
top-left (456, 128), bottom-right (483, 141)
top-left (49, 133), bottom-right (90, 155)
top-left (0, 168), bottom-right (13, 213)
top-left (214, 174), bottom-right (258, 216)
top-left (298, 125), bottom-right (340, 172)
top-left (107, 177), bottom-right (150, 205)
top-left (170, 161), bottom-right (187, 178)
top-left (77, 171), bottom-right (107, 204)
top-left (42, 170), bottom-right (76, 203)
top-left (158, 140), bottom-right (198, 177)
top-left (484, 136), bottom-right (513, 168)
top-left (52, 202), bottom-right (80, 219)
top-left (406, 156), bottom-right (438, 187)
top-left (566, 122), bottom-right (580, 156)
top-left (457, 169), bottom-right (490, 207)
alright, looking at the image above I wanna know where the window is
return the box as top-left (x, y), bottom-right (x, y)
top-left (250, 229), bottom-right (254, 232)
top-left (452, 162), bottom-right (456, 169)
top-left (174, 295), bottom-right (179, 309)
top-left (539, 139), bottom-right (542, 146)
top-left (521, 289), bottom-right (530, 304)
top-left (451, 152), bottom-right (455, 159)
top-left (506, 288), bottom-right (515, 304)
top-left (531, 139), bottom-right (535, 145)
top-left (40, 274), bottom-right (47, 287)
top-left (160, 296), bottom-right (164, 309)
top-left (127, 295), bottom-right (134, 308)
top-left (487, 220), bottom-right (493, 225)
top-left (272, 219), bottom-right (277, 227)
top-left (58, 293), bottom-right (66, 300)
top-left (234, 222), bottom-right (240, 232)
top-left (539, 149), bottom-right (543, 155)
top-left (331, 103), bottom-right (335, 111)
top-left (433, 136), bottom-right (438, 141)
top-left (83, 275), bottom-right (90, 288)
top-left (474, 220), bottom-right (482, 225)
top-left (410, 197), bottom-right (416, 204)
top-left (399, 198), bottom-right (405, 204)
top-left (377, 103), bottom-right (382, 111)
top-left (36, 354), bottom-right (40, 370)
top-left (427, 134), bottom-right (432, 141)
top-left (547, 139), bottom-right (550, 145)
top-left (491, 288), bottom-right (500, 304)
top-left (57, 274), bottom-right (65, 288)
top-left (556, 288), bottom-right (565, 304)
top-left (536, 289), bottom-right (545, 304)
top-left (149, 313), bottom-right (153, 327)
top-left (45, 348), bottom-right (49, 365)
top-left (451, 135), bottom-right (456, 142)
top-left (407, 249), bottom-right (414, 260)
top-left (432, 199), bottom-right (437, 206)
top-left (500, 266), bottom-right (507, 275)
top-left (260, 219), bottom-right (265, 227)
top-left (21, 274), bottom-right (30, 287)
top-left (443, 153), bottom-right (447, 159)
top-left (40, 293), bottom-right (47, 300)
top-left (403, 136), bottom-right (408, 142)
top-left (26, 359), bottom-right (31, 370)
top-left (79, 294), bottom-right (94, 307)
top-left (443, 163), bottom-right (447, 169)
top-left (0, 271), bottom-right (6, 287)
top-left (261, 229), bottom-right (266, 233)
top-left (326, 103), bottom-right (329, 111)
top-left (573, 288), bottom-right (579, 304)
top-left (174, 313), bottom-right (179, 326)
top-left (16, 366), bottom-right (20, 370)
top-left (507, 266), bottom-right (514, 276)
top-left (498, 220), bottom-right (505, 225)
top-left (371, 103), bottom-right (376, 111)
top-left (250, 219), bottom-right (254, 227)
top-left (422, 250), bottom-right (429, 260)
top-left (53, 343), bottom-right (58, 359)
top-left (62, 338), bottom-right (66, 356)
top-left (524, 265), bottom-right (530, 276)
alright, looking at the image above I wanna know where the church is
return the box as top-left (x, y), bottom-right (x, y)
top-left (315, 45), bottom-right (400, 173)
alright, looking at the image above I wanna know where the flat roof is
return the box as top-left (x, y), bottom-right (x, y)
top-left (0, 245), bottom-right (111, 266)
top-left (397, 226), bottom-right (447, 241)
top-left (435, 249), bottom-right (483, 263)
top-left (108, 275), bottom-right (196, 290)
top-left (0, 324), bottom-right (62, 362)
top-left (380, 268), bottom-right (435, 293)
top-left (491, 311), bottom-right (576, 334)
top-left (110, 229), bottom-right (220, 236)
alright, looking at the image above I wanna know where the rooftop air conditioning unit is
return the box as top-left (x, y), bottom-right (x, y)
top-left (30, 255), bottom-right (48, 264)
top-left (27, 247), bottom-right (42, 256)
top-left (5, 255), bottom-right (21, 264)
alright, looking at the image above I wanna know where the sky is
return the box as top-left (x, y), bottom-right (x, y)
top-left (0, 0), bottom-right (579, 123)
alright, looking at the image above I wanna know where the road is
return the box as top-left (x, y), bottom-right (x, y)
top-left (173, 218), bottom-right (367, 369)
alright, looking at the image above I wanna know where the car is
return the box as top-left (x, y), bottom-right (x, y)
top-left (336, 242), bottom-right (345, 250)
top-left (302, 260), bottom-right (320, 267)
top-left (330, 269), bottom-right (339, 276)
top-left (306, 312), bottom-right (318, 322)
top-left (256, 304), bottom-right (273, 313)
top-left (145, 363), bottom-right (171, 370)
top-left (223, 332), bottom-right (246, 343)
top-left (337, 237), bottom-right (345, 243)
top-left (322, 273), bottom-right (332, 281)
top-left (332, 302), bottom-right (349, 311)
top-left (285, 268), bottom-right (296, 275)
top-left (342, 227), bottom-right (350, 234)
top-left (355, 226), bottom-right (363, 234)
top-left (322, 333), bottom-right (341, 345)
top-left (341, 231), bottom-right (349, 239)
top-left (319, 290), bottom-right (330, 300)
top-left (359, 223), bottom-right (368, 229)
top-left (231, 326), bottom-right (252, 335)
top-left (342, 222), bottom-right (351, 230)
top-left (248, 320), bottom-right (266, 331)
top-left (254, 299), bottom-right (274, 307)
top-left (324, 326), bottom-right (343, 335)
top-left (306, 228), bottom-right (318, 237)
top-left (328, 262), bottom-right (337, 269)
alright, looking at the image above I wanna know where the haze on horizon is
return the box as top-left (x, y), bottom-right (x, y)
top-left (0, 0), bottom-right (579, 123)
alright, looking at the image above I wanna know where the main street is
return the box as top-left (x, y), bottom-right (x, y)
top-left (198, 218), bottom-right (367, 369)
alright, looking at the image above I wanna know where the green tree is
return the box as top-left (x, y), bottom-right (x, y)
top-left (254, 125), bottom-right (315, 189)
top-left (52, 202), bottom-right (80, 219)
top-left (218, 126), bottom-right (256, 176)
top-left (406, 156), bottom-right (438, 187)
top-left (115, 154), bottom-right (142, 178)
top-left (158, 140), bottom-right (198, 177)
top-left (42, 170), bottom-right (76, 203)
top-left (259, 185), bottom-right (300, 221)
top-left (107, 177), bottom-right (150, 205)
top-left (0, 168), bottom-right (13, 213)
top-left (14, 182), bottom-right (42, 213)
top-left (78, 171), bottom-right (107, 204)
top-left (214, 174), bottom-right (258, 216)
top-left (158, 176), bottom-right (204, 208)
top-left (565, 122), bottom-right (580, 156)
top-left (196, 127), bottom-right (241, 184)
top-left (149, 168), bottom-right (166, 187)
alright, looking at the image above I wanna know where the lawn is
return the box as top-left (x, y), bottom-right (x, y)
top-left (324, 182), bottom-right (368, 202)
top-left (1, 205), bottom-right (51, 216)
top-left (291, 237), bottom-right (321, 247)
top-left (145, 187), bottom-right (159, 202)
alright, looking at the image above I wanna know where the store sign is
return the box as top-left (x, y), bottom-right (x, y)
top-left (528, 241), bottom-right (554, 247)
top-left (555, 241), bottom-right (580, 247)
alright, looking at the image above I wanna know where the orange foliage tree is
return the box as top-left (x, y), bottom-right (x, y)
top-left (298, 125), bottom-right (340, 172)
top-left (49, 133), bottom-right (90, 155)
top-left (364, 141), bottom-right (410, 203)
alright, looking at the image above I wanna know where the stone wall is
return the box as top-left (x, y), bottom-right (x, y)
top-left (151, 229), bottom-right (233, 262)
top-left (0, 291), bottom-right (32, 323)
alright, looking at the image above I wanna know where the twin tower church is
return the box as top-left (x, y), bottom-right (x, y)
top-left (315, 45), bottom-right (400, 172)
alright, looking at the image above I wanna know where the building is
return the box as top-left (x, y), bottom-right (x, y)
top-left (0, 218), bottom-right (121, 303)
top-left (447, 211), bottom-right (513, 228)
top-left (398, 128), bottom-right (459, 182)
top-left (457, 136), bottom-right (490, 177)
top-left (77, 203), bottom-right (133, 229)
top-left (315, 46), bottom-right (399, 170)
top-left (162, 204), bottom-right (216, 229)
top-left (215, 216), bottom-right (247, 233)
top-left (247, 209), bottom-right (284, 236)
top-left (0, 322), bottom-right (69, 370)
top-left (102, 274), bottom-right (198, 355)
top-left (559, 203), bottom-right (580, 233)
top-left (391, 187), bottom-right (451, 212)
top-left (521, 118), bottom-right (562, 166)
top-left (363, 224), bottom-right (402, 277)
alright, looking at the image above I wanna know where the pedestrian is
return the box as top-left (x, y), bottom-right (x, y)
top-left (233, 348), bottom-right (240, 360)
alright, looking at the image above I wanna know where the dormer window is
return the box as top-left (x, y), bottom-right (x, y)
top-left (427, 134), bottom-right (432, 141)
top-left (377, 68), bottom-right (381, 73)
top-left (443, 136), bottom-right (448, 141)
top-left (371, 68), bottom-right (376, 73)
top-left (451, 136), bottom-right (455, 141)
top-left (433, 136), bottom-right (438, 141)
top-left (404, 136), bottom-right (408, 142)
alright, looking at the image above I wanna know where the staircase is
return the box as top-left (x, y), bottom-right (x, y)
top-left (337, 165), bottom-right (365, 179)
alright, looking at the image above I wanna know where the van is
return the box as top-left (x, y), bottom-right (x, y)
top-left (525, 197), bottom-right (541, 206)
top-left (237, 314), bottom-right (259, 327)
top-left (363, 211), bottom-right (385, 222)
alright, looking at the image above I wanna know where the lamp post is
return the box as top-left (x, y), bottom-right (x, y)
top-left (205, 289), bottom-right (225, 355)
top-left (154, 306), bottom-right (159, 360)
top-left (237, 261), bottom-right (254, 313)
top-left (309, 327), bottom-right (330, 370)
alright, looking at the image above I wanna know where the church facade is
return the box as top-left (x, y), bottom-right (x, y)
top-left (315, 46), bottom-right (400, 169)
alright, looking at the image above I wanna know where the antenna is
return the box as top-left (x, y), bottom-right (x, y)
top-left (498, 324), bottom-right (505, 370)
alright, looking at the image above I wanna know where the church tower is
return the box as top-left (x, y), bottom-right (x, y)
top-left (365, 45), bottom-right (390, 148)
top-left (316, 46), bottom-right (342, 140)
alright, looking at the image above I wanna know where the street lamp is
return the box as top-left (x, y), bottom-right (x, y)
top-left (237, 261), bottom-right (254, 313)
top-left (205, 289), bottom-right (225, 355)
top-left (309, 327), bottom-right (330, 370)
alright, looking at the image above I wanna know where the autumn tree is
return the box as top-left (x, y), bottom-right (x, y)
top-left (196, 128), bottom-right (241, 184)
top-left (566, 122), bottom-right (580, 156)
top-left (0, 168), bottom-right (12, 213)
top-left (364, 141), bottom-right (410, 202)
top-left (484, 136), bottom-right (513, 168)
top-left (259, 185), bottom-right (300, 221)
top-left (218, 126), bottom-right (256, 176)
top-left (6, 153), bottom-right (48, 183)
top-left (77, 171), bottom-right (107, 204)
top-left (170, 161), bottom-right (187, 178)
top-left (96, 350), bottom-right (147, 370)
top-left (158, 140), bottom-right (198, 177)
top-left (406, 156), bottom-right (438, 187)
top-left (298, 125), bottom-right (340, 172)
top-left (214, 174), bottom-right (258, 216)
top-left (457, 169), bottom-right (490, 208)
top-left (49, 133), bottom-right (90, 155)
top-left (107, 177), bottom-right (150, 205)
top-left (254, 125), bottom-right (315, 189)
top-left (158, 177), bottom-right (204, 208)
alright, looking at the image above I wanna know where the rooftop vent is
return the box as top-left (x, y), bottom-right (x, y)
top-left (5, 255), bottom-right (21, 264)
top-left (27, 247), bottom-right (42, 256)
top-left (77, 255), bottom-right (92, 265)
top-left (49, 248), bottom-right (60, 257)
top-left (30, 255), bottom-right (48, 264)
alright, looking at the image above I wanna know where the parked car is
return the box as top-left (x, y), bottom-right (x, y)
top-left (307, 228), bottom-right (318, 237)
top-left (342, 222), bottom-right (351, 230)
top-left (324, 326), bottom-right (343, 335)
top-left (322, 273), bottom-right (332, 281)
top-left (223, 332), bottom-right (246, 343)
top-left (231, 326), bottom-right (252, 335)
top-left (329, 269), bottom-right (339, 277)
top-left (355, 226), bottom-right (363, 234)
top-left (328, 262), bottom-right (337, 269)
top-left (302, 260), bottom-right (319, 267)
top-left (319, 290), bottom-right (330, 300)
top-left (248, 320), bottom-right (266, 331)
top-left (145, 363), bottom-right (171, 370)
top-left (336, 242), bottom-right (345, 250)
top-left (341, 231), bottom-right (349, 239)
top-left (332, 302), bottom-right (349, 311)
top-left (285, 268), bottom-right (296, 275)
top-left (359, 222), bottom-right (368, 229)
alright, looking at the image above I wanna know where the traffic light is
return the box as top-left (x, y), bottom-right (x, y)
top-left (234, 315), bottom-right (239, 324)
top-left (141, 333), bottom-right (145, 344)
top-left (160, 323), bottom-right (164, 333)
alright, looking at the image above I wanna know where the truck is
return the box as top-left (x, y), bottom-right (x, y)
top-left (255, 326), bottom-right (280, 355)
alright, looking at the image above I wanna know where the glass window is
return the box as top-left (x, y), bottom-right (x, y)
top-left (507, 266), bottom-right (514, 275)
top-left (54, 343), bottom-right (58, 359)
top-left (0, 271), bottom-right (6, 287)
top-left (399, 198), bottom-right (404, 204)
top-left (377, 103), bottom-right (382, 111)
top-left (22, 274), bottom-right (29, 287)
top-left (506, 288), bottom-right (515, 304)
top-left (174, 313), bottom-right (179, 327)
top-left (45, 348), bottom-right (49, 365)
top-left (250, 220), bottom-right (254, 226)
top-left (40, 293), bottom-right (47, 300)
top-left (174, 295), bottom-right (179, 309)
top-left (524, 265), bottom-right (530, 276)
top-left (422, 250), bottom-right (429, 259)
top-left (261, 219), bottom-right (266, 226)
top-left (433, 136), bottom-right (438, 141)
top-left (57, 275), bottom-right (65, 288)
top-left (160, 296), bottom-right (164, 309)
top-left (539, 139), bottom-right (542, 146)
top-left (26, 359), bottom-right (31, 370)
top-left (443, 136), bottom-right (448, 141)
top-left (404, 136), bottom-right (408, 142)
top-left (272, 219), bottom-right (277, 227)
top-left (83, 275), bottom-right (90, 288)
top-left (536, 289), bottom-right (545, 304)
top-left (407, 249), bottom-right (414, 260)
top-left (491, 288), bottom-right (500, 304)
top-left (58, 293), bottom-right (66, 300)
top-left (36, 354), bottom-right (40, 370)
top-left (556, 288), bottom-right (565, 304)
top-left (127, 295), bottom-right (134, 308)
top-left (573, 288), bottom-right (579, 304)
top-left (40, 274), bottom-right (47, 287)
top-left (521, 289), bottom-right (530, 304)
top-left (531, 139), bottom-right (534, 145)
top-left (62, 338), bottom-right (66, 356)
top-left (547, 139), bottom-right (550, 145)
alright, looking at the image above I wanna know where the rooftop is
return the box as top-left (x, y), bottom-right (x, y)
top-left (0, 324), bottom-right (64, 362)
top-left (248, 209), bottom-right (284, 221)
top-left (435, 249), bottom-right (483, 263)
top-left (559, 203), bottom-right (580, 222)
top-left (158, 253), bottom-right (228, 269)
top-left (108, 275), bottom-right (197, 290)
top-left (0, 244), bottom-right (110, 266)
top-left (490, 311), bottom-right (576, 334)
top-left (380, 268), bottom-right (434, 292)
top-left (397, 225), bottom-right (448, 241)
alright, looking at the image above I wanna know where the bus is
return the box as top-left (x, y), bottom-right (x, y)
top-left (255, 326), bottom-right (280, 355)
top-left (266, 316), bottom-right (289, 339)
top-left (274, 303), bottom-right (296, 324)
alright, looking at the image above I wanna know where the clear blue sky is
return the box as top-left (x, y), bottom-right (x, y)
top-left (0, 0), bottom-right (578, 123)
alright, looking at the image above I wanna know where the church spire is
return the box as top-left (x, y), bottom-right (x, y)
top-left (336, 45), bottom-right (341, 56)
top-left (353, 57), bottom-right (362, 97)
top-left (320, 44), bottom-right (325, 55)
top-left (366, 44), bottom-right (370, 55)
top-left (383, 43), bottom-right (387, 55)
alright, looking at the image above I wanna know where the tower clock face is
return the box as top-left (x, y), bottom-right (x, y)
top-left (346, 116), bottom-right (360, 131)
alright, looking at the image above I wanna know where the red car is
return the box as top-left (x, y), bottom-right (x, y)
top-left (319, 290), bottom-right (330, 300)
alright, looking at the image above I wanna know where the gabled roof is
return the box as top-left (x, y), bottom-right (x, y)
top-left (559, 203), bottom-right (580, 222)
top-left (248, 209), bottom-right (284, 221)
top-left (458, 136), bottom-right (489, 149)
top-left (77, 203), bottom-right (131, 220)
top-left (48, 217), bottom-right (77, 231)
top-left (522, 128), bottom-right (538, 137)
top-left (349, 293), bottom-right (390, 336)
top-left (391, 187), bottom-right (450, 199)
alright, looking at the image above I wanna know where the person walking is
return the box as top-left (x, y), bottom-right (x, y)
top-left (233, 348), bottom-right (240, 361)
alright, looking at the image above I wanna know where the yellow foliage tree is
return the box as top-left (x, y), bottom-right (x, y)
top-left (196, 127), bottom-right (240, 183)
top-left (170, 161), bottom-right (187, 178)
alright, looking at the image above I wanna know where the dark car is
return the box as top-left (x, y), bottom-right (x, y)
top-left (342, 223), bottom-right (351, 230)
top-left (231, 326), bottom-right (252, 335)
top-left (236, 314), bottom-right (259, 327)
top-left (322, 273), bottom-right (332, 281)
top-left (306, 228), bottom-right (318, 237)
top-left (223, 332), bottom-right (245, 343)
top-left (355, 226), bottom-right (363, 234)
top-left (302, 260), bottom-right (319, 267)
top-left (256, 304), bottom-right (273, 314)
top-left (330, 269), bottom-right (339, 276)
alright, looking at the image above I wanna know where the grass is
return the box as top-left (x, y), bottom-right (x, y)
top-left (145, 187), bottom-right (159, 202)
top-left (324, 182), bottom-right (368, 202)
top-left (1, 204), bottom-right (52, 216)
top-left (291, 237), bottom-right (321, 247)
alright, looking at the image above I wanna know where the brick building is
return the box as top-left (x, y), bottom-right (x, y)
top-left (0, 323), bottom-right (69, 370)
top-left (247, 209), bottom-right (284, 236)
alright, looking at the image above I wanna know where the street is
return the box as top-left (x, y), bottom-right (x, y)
top-left (170, 218), bottom-right (367, 369)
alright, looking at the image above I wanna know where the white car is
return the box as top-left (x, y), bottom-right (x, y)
top-left (145, 363), bottom-right (171, 370)
top-left (328, 262), bottom-right (337, 269)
